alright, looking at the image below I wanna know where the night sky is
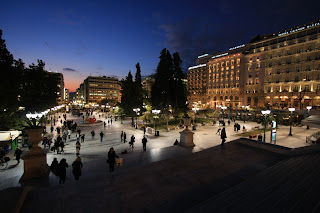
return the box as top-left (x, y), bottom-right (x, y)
top-left (1, 0), bottom-right (320, 92)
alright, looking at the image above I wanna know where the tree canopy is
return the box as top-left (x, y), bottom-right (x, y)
top-left (151, 48), bottom-right (187, 115)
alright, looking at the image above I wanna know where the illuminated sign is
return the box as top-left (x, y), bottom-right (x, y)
top-left (229, 44), bottom-right (245, 51)
top-left (278, 21), bottom-right (320, 37)
top-left (188, 64), bottom-right (207, 70)
top-left (212, 53), bottom-right (228, 59)
top-left (198, 54), bottom-right (209, 58)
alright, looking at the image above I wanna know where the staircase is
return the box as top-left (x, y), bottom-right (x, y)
top-left (187, 153), bottom-right (320, 213)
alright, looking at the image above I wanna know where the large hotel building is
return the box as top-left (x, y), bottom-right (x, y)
top-left (188, 20), bottom-right (320, 110)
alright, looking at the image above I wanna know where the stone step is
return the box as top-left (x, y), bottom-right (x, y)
top-left (188, 154), bottom-right (318, 212)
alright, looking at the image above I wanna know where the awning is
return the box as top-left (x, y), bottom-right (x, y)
top-left (0, 131), bottom-right (22, 142)
top-left (301, 115), bottom-right (320, 128)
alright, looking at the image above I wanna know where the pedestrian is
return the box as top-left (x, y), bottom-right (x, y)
top-left (129, 135), bottom-right (135, 148)
top-left (120, 131), bottom-right (123, 142)
top-left (50, 126), bottom-right (54, 133)
top-left (59, 140), bottom-right (65, 153)
top-left (221, 127), bottom-right (227, 146)
top-left (81, 134), bottom-right (85, 143)
top-left (143, 126), bottom-right (146, 135)
top-left (62, 133), bottom-right (67, 143)
top-left (100, 131), bottom-right (104, 142)
top-left (258, 134), bottom-right (263, 141)
top-left (234, 123), bottom-right (237, 131)
top-left (104, 121), bottom-right (106, 128)
top-left (50, 157), bottom-right (59, 174)
top-left (72, 157), bottom-right (83, 180)
top-left (68, 129), bottom-right (71, 139)
top-left (237, 123), bottom-right (240, 132)
top-left (56, 127), bottom-right (61, 134)
top-left (110, 119), bottom-right (112, 124)
top-left (123, 132), bottom-right (127, 143)
top-left (228, 120), bottom-right (231, 126)
top-left (76, 141), bottom-right (81, 156)
top-left (91, 130), bottom-right (95, 139)
top-left (107, 147), bottom-right (119, 173)
top-left (57, 158), bottom-right (68, 184)
top-left (216, 127), bottom-right (221, 135)
top-left (142, 136), bottom-right (147, 151)
top-left (14, 148), bottom-right (22, 163)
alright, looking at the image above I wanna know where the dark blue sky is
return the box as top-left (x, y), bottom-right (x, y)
top-left (1, 0), bottom-right (320, 91)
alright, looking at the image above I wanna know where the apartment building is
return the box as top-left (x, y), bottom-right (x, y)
top-left (83, 76), bottom-right (121, 106)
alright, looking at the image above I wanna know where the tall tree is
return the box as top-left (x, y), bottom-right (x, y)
top-left (120, 71), bottom-right (135, 117)
top-left (134, 62), bottom-right (143, 109)
top-left (171, 52), bottom-right (187, 113)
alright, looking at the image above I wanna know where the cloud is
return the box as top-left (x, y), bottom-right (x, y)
top-left (63, 68), bottom-right (78, 72)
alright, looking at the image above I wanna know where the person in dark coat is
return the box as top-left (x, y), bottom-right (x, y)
top-left (100, 131), bottom-right (104, 142)
top-left (120, 131), bottom-right (123, 142)
top-left (123, 132), bottom-right (127, 143)
top-left (129, 135), bottom-right (135, 148)
top-left (14, 148), bottom-right (22, 163)
top-left (72, 157), bottom-right (83, 180)
top-left (221, 127), bottom-right (227, 146)
top-left (57, 158), bottom-right (68, 184)
top-left (142, 136), bottom-right (147, 151)
top-left (91, 130), bottom-right (95, 139)
top-left (107, 147), bottom-right (119, 172)
top-left (50, 157), bottom-right (59, 174)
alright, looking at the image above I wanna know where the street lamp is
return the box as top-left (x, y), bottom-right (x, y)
top-left (288, 107), bottom-right (295, 136)
top-left (221, 106), bottom-right (227, 124)
top-left (306, 106), bottom-right (312, 129)
top-left (133, 108), bottom-right (140, 129)
top-left (261, 110), bottom-right (271, 142)
top-left (192, 107), bottom-right (200, 124)
top-left (152, 109), bottom-right (161, 136)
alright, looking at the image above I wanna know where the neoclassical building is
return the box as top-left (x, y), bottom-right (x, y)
top-left (187, 20), bottom-right (320, 110)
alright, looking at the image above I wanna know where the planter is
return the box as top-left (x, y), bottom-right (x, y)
top-left (19, 126), bottom-right (49, 183)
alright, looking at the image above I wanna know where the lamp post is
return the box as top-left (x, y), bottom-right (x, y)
top-left (133, 108), bottom-right (140, 129)
top-left (192, 107), bottom-right (199, 124)
top-left (306, 106), bottom-right (312, 129)
top-left (152, 109), bottom-right (161, 136)
top-left (288, 107), bottom-right (295, 136)
top-left (221, 106), bottom-right (227, 124)
top-left (261, 110), bottom-right (271, 142)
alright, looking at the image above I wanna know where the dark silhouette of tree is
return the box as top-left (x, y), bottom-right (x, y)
top-left (20, 60), bottom-right (58, 113)
top-left (151, 49), bottom-right (188, 127)
top-left (171, 52), bottom-right (188, 114)
top-left (120, 71), bottom-right (135, 118)
top-left (134, 62), bottom-right (143, 108)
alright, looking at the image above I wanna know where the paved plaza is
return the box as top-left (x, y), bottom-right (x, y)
top-left (1, 112), bottom-right (319, 212)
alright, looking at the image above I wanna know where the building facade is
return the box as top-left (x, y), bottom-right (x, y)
top-left (188, 20), bottom-right (320, 110)
top-left (83, 76), bottom-right (121, 106)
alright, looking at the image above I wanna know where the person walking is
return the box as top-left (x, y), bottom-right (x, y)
top-left (100, 131), bottom-right (104, 142)
top-left (72, 156), bottom-right (83, 180)
top-left (14, 148), bottom-right (22, 163)
top-left (123, 132), bottom-right (127, 143)
top-left (104, 121), bottom-right (106, 128)
top-left (81, 134), bottom-right (85, 143)
top-left (129, 135), bottom-right (135, 148)
top-left (50, 157), bottom-right (59, 174)
top-left (57, 158), bottom-right (68, 184)
top-left (107, 147), bottom-right (119, 173)
top-left (68, 129), bottom-right (71, 139)
top-left (120, 131), bottom-right (123, 142)
top-left (91, 130), bottom-right (95, 139)
top-left (142, 136), bottom-right (147, 151)
top-left (76, 141), bottom-right (81, 156)
top-left (221, 127), bottom-right (227, 146)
